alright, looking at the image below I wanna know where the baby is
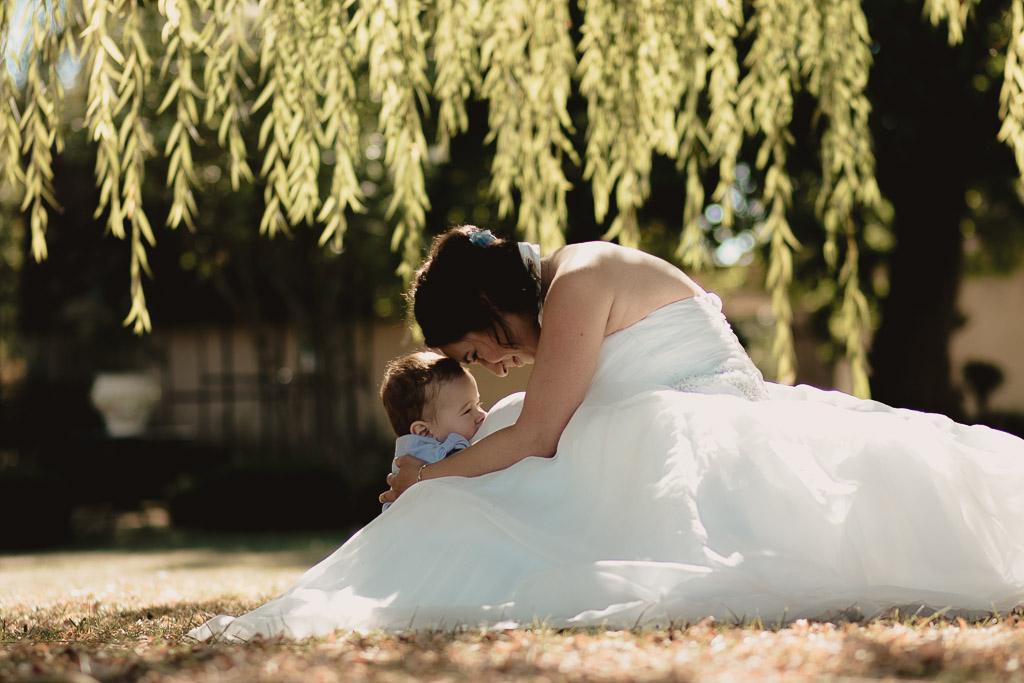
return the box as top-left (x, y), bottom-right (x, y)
top-left (379, 351), bottom-right (487, 511)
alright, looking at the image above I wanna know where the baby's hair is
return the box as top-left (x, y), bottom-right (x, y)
top-left (411, 225), bottom-right (541, 348)
top-left (380, 351), bottom-right (468, 436)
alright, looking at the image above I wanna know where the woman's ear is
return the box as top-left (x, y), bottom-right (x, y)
top-left (410, 420), bottom-right (433, 438)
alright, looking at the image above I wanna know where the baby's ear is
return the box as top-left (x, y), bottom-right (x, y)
top-left (410, 420), bottom-right (433, 438)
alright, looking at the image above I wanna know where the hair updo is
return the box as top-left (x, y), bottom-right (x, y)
top-left (411, 225), bottom-right (541, 349)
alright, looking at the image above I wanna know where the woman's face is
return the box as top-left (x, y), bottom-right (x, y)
top-left (440, 313), bottom-right (540, 377)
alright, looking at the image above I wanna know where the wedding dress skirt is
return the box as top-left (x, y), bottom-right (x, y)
top-left (189, 294), bottom-right (1024, 641)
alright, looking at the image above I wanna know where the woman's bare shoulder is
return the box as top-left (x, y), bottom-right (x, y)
top-left (544, 241), bottom-right (644, 278)
top-left (546, 242), bottom-right (697, 287)
top-left (543, 242), bottom-right (702, 334)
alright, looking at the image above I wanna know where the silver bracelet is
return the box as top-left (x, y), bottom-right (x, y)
top-left (416, 462), bottom-right (429, 482)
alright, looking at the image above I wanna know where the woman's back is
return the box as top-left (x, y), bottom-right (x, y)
top-left (543, 242), bottom-right (703, 337)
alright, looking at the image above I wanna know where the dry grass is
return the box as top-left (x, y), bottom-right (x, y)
top-left (3, 534), bottom-right (1024, 682)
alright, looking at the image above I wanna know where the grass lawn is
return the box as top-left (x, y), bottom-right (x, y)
top-left (2, 532), bottom-right (1024, 682)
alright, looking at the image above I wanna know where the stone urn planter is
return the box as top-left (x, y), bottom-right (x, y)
top-left (90, 371), bottom-right (162, 437)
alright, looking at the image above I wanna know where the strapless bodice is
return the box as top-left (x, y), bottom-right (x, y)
top-left (591, 293), bottom-right (767, 401)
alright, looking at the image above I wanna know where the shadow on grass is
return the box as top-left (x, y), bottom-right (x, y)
top-left (0, 529), bottom-right (356, 569)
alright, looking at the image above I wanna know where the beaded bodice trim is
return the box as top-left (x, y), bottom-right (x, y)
top-left (669, 357), bottom-right (769, 402)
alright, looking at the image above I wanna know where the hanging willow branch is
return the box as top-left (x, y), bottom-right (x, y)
top-left (19, 0), bottom-right (70, 263)
top-left (738, 0), bottom-right (803, 385)
top-left (79, 0), bottom-right (158, 332)
top-left (579, 1), bottom-right (682, 248)
top-left (157, 0), bottom-right (212, 231)
top-left (704, 0), bottom-right (744, 233)
top-left (203, 0), bottom-right (255, 191)
top-left (82, 0), bottom-right (123, 239)
top-left (432, 0), bottom-right (482, 160)
top-left (804, 0), bottom-right (881, 397)
top-left (0, 1), bottom-right (23, 201)
top-left (480, 0), bottom-right (576, 253)
top-left (1000, 0), bottom-right (1024, 179)
top-left (2, 0), bottom-right (1022, 395)
top-left (117, 1), bottom-right (158, 334)
top-left (671, 0), bottom-right (745, 271)
top-left (0, 31), bottom-right (23, 203)
top-left (316, 0), bottom-right (365, 250)
top-left (923, 0), bottom-right (979, 45)
top-left (672, 3), bottom-right (712, 270)
top-left (254, 0), bottom-right (322, 236)
top-left (352, 0), bottom-right (431, 282)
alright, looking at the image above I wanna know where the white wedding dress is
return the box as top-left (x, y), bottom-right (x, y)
top-left (190, 293), bottom-right (1024, 641)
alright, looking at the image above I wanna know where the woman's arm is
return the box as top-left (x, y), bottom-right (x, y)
top-left (383, 265), bottom-right (614, 500)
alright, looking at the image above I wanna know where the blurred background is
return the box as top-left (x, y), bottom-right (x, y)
top-left (1, 0), bottom-right (1023, 551)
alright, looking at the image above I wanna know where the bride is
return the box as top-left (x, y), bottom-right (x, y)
top-left (190, 226), bottom-right (1024, 641)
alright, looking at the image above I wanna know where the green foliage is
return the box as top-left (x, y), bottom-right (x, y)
top-left (479, 0), bottom-right (576, 253)
top-left (202, 0), bottom-right (255, 192)
top-left (739, 0), bottom-right (801, 384)
top-left (1, 0), bottom-right (1021, 396)
top-left (157, 0), bottom-right (211, 233)
top-left (999, 0), bottom-right (1024, 178)
top-left (924, 0), bottom-right (980, 45)
top-left (808, 1), bottom-right (879, 396)
top-left (317, 0), bottom-right (365, 250)
top-left (254, 0), bottom-right (323, 236)
top-left (80, 0), bottom-right (159, 333)
top-left (355, 0), bottom-right (430, 280)
top-left (15, 0), bottom-right (69, 265)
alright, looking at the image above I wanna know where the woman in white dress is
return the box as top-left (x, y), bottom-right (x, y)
top-left (190, 226), bottom-right (1024, 641)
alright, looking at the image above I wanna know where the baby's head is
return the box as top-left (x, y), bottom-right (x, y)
top-left (380, 351), bottom-right (487, 441)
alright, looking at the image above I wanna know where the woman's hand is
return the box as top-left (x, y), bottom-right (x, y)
top-left (379, 454), bottom-right (426, 505)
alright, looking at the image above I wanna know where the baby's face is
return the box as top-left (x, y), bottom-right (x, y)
top-left (427, 372), bottom-right (487, 442)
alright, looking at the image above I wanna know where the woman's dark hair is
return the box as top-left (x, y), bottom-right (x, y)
top-left (411, 225), bottom-right (541, 348)
top-left (380, 352), bottom-right (467, 436)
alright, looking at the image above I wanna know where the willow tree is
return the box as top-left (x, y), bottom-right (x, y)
top-left (1, 0), bottom-right (1022, 398)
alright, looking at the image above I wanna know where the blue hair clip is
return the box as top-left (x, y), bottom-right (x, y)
top-left (468, 229), bottom-right (497, 247)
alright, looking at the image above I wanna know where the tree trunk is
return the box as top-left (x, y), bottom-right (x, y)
top-left (868, 187), bottom-right (965, 417)
top-left (864, 0), bottom-right (992, 418)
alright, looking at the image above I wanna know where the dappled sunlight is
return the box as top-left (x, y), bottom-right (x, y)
top-left (3, 545), bottom-right (1024, 681)
top-left (0, 534), bottom-right (348, 618)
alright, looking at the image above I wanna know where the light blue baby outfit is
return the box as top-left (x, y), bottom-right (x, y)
top-left (381, 433), bottom-right (469, 511)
